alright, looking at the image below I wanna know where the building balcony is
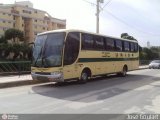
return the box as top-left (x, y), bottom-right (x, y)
top-left (44, 16), bottom-right (50, 21)
top-left (11, 10), bottom-right (19, 14)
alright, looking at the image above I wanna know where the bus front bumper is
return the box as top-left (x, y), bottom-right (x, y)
top-left (31, 72), bottom-right (64, 82)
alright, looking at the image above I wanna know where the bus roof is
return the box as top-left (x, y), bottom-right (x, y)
top-left (38, 29), bottom-right (138, 43)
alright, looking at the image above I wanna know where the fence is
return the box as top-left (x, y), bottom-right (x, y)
top-left (0, 60), bottom-right (150, 75)
top-left (0, 61), bottom-right (31, 75)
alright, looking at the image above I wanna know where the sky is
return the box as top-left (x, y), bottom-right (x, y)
top-left (1, 0), bottom-right (160, 47)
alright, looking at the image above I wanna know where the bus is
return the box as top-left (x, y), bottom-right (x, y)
top-left (31, 29), bottom-right (139, 83)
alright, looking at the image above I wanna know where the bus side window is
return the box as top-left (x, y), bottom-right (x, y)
top-left (124, 41), bottom-right (130, 52)
top-left (64, 32), bottom-right (80, 65)
top-left (82, 34), bottom-right (94, 50)
top-left (115, 40), bottom-right (122, 51)
top-left (130, 42), bottom-right (134, 52)
top-left (94, 35), bottom-right (105, 51)
top-left (105, 38), bottom-right (115, 51)
top-left (134, 43), bottom-right (138, 52)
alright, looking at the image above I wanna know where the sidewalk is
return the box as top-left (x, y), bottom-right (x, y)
top-left (0, 74), bottom-right (49, 88)
top-left (138, 65), bottom-right (149, 69)
top-left (0, 75), bottom-right (32, 84)
top-left (0, 65), bottom-right (148, 89)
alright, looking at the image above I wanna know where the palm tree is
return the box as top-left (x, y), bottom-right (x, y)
top-left (4, 28), bottom-right (24, 43)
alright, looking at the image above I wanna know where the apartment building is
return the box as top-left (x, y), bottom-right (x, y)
top-left (0, 1), bottom-right (66, 43)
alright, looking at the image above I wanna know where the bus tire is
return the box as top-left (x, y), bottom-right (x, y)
top-left (78, 70), bottom-right (89, 84)
top-left (120, 65), bottom-right (127, 77)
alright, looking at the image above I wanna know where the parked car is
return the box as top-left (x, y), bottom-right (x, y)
top-left (149, 60), bottom-right (160, 69)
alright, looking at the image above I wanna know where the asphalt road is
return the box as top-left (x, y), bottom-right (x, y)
top-left (0, 69), bottom-right (160, 114)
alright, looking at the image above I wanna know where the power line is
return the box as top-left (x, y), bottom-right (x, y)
top-left (82, 0), bottom-right (104, 33)
top-left (102, 9), bottom-right (160, 36)
top-left (82, 0), bottom-right (113, 13)
top-left (101, 0), bottom-right (112, 10)
top-left (82, 0), bottom-right (96, 6)
top-left (82, 0), bottom-right (160, 36)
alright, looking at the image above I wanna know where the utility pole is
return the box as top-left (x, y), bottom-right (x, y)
top-left (96, 0), bottom-right (103, 34)
top-left (96, 0), bottom-right (100, 33)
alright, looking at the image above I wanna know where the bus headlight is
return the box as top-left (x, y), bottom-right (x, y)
top-left (50, 72), bottom-right (63, 81)
top-left (31, 72), bottom-right (35, 74)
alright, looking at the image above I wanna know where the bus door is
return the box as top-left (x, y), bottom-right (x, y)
top-left (63, 32), bottom-right (80, 80)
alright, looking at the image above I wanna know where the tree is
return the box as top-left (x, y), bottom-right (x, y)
top-left (0, 35), bottom-right (7, 44)
top-left (121, 33), bottom-right (129, 39)
top-left (11, 44), bottom-right (21, 60)
top-left (0, 36), bottom-right (8, 59)
top-left (0, 29), bottom-right (33, 61)
top-left (140, 47), bottom-right (159, 60)
top-left (121, 33), bottom-right (136, 40)
top-left (4, 28), bottom-right (24, 43)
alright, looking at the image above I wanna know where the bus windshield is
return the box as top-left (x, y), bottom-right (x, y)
top-left (32, 32), bottom-right (65, 67)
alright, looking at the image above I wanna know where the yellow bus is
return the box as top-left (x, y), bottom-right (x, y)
top-left (31, 29), bottom-right (139, 83)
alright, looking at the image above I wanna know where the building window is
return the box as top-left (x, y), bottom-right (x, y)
top-left (3, 28), bottom-right (6, 31)
top-left (34, 11), bottom-right (37, 13)
top-left (3, 21), bottom-right (5, 23)
top-left (23, 10), bottom-right (32, 14)
top-left (34, 32), bottom-right (37, 35)
top-left (8, 21), bottom-right (11, 24)
top-left (3, 13), bottom-right (6, 15)
top-left (8, 14), bottom-right (11, 16)
top-left (34, 19), bottom-right (37, 22)
top-left (43, 27), bottom-right (45, 30)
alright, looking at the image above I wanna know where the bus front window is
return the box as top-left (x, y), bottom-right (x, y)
top-left (32, 32), bottom-right (65, 67)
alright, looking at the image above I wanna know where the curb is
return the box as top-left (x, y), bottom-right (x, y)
top-left (0, 79), bottom-right (50, 89)
top-left (0, 67), bottom-right (148, 89)
top-left (136, 67), bottom-right (148, 70)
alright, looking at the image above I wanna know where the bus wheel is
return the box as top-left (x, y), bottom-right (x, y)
top-left (121, 66), bottom-right (127, 77)
top-left (79, 70), bottom-right (89, 84)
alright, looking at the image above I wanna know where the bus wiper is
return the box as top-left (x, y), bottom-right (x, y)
top-left (34, 47), bottom-right (43, 67)
top-left (41, 56), bottom-right (49, 68)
